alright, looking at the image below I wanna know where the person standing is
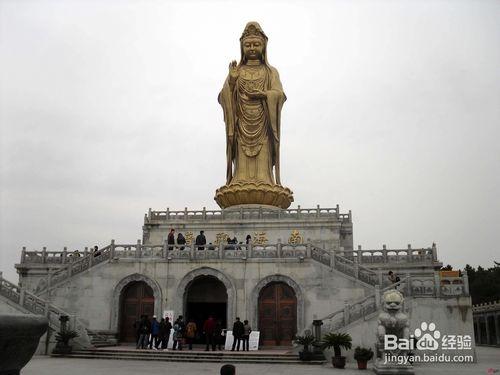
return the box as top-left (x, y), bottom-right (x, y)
top-left (195, 230), bottom-right (207, 250)
top-left (231, 317), bottom-right (244, 351)
top-left (172, 316), bottom-right (185, 350)
top-left (203, 315), bottom-right (216, 351)
top-left (162, 316), bottom-right (172, 350)
top-left (167, 229), bottom-right (175, 250)
top-left (242, 320), bottom-right (251, 351)
top-left (185, 319), bottom-right (197, 350)
top-left (149, 315), bottom-right (160, 349)
top-left (214, 319), bottom-right (224, 351)
top-left (136, 315), bottom-right (151, 349)
top-left (177, 233), bottom-right (186, 250)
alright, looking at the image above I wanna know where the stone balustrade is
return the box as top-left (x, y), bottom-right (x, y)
top-left (318, 273), bottom-right (469, 334)
top-left (339, 243), bottom-right (439, 265)
top-left (472, 300), bottom-right (500, 346)
top-left (0, 274), bottom-right (86, 336)
top-left (145, 205), bottom-right (352, 223)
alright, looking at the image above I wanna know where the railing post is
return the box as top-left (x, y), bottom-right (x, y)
top-left (163, 239), bottom-right (168, 259)
top-left (463, 270), bottom-right (469, 296)
top-left (434, 271), bottom-right (441, 297)
top-left (136, 240), bottom-right (142, 258)
top-left (218, 241), bottom-right (223, 259)
top-left (312, 320), bottom-right (323, 352)
top-left (166, 207), bottom-right (170, 220)
top-left (21, 247), bottom-right (26, 263)
top-left (431, 243), bottom-right (438, 262)
top-left (306, 242), bottom-right (312, 258)
top-left (382, 245), bottom-right (388, 263)
top-left (184, 207), bottom-right (188, 219)
top-left (88, 247), bottom-right (94, 267)
top-left (148, 208), bottom-right (152, 221)
top-left (202, 206), bottom-right (207, 220)
top-left (336, 204), bottom-right (340, 219)
top-left (297, 205), bottom-right (301, 219)
top-left (375, 285), bottom-right (381, 309)
top-left (19, 287), bottom-right (26, 307)
top-left (343, 302), bottom-right (350, 325)
top-left (190, 242), bottom-right (195, 260)
top-left (316, 204), bottom-right (320, 218)
top-left (277, 239), bottom-right (282, 258)
top-left (67, 263), bottom-right (72, 277)
top-left (406, 273), bottom-right (411, 296)
top-left (84, 247), bottom-right (88, 257)
top-left (110, 239), bottom-right (116, 260)
top-left (42, 247), bottom-right (47, 264)
top-left (62, 247), bottom-right (68, 264)
top-left (357, 245), bottom-right (362, 264)
top-left (354, 263), bottom-right (359, 279)
top-left (378, 268), bottom-right (384, 286)
top-left (248, 242), bottom-right (253, 258)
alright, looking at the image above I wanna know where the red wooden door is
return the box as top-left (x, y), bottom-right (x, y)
top-left (258, 282), bottom-right (297, 346)
top-left (120, 282), bottom-right (154, 342)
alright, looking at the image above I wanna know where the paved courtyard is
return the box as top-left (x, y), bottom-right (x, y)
top-left (22, 347), bottom-right (499, 375)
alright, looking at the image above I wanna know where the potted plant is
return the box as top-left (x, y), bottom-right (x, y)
top-left (53, 329), bottom-right (79, 354)
top-left (293, 333), bottom-right (316, 361)
top-left (354, 346), bottom-right (374, 370)
top-left (321, 332), bottom-right (352, 369)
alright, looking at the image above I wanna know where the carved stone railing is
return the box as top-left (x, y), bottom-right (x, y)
top-left (317, 273), bottom-right (470, 335)
top-left (23, 240), bottom-right (398, 295)
top-left (145, 205), bottom-right (352, 223)
top-left (472, 300), bottom-right (500, 314)
top-left (0, 274), bottom-right (88, 338)
top-left (338, 244), bottom-right (439, 265)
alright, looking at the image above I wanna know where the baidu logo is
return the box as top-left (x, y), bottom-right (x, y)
top-left (414, 322), bottom-right (441, 350)
top-left (384, 321), bottom-right (472, 352)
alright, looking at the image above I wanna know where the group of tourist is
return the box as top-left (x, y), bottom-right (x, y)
top-left (133, 315), bottom-right (252, 351)
top-left (167, 229), bottom-right (253, 251)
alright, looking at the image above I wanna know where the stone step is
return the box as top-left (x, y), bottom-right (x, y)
top-left (54, 351), bottom-right (325, 365)
top-left (80, 349), bottom-right (298, 358)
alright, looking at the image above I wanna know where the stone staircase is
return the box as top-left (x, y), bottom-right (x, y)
top-left (0, 274), bottom-right (92, 351)
top-left (316, 277), bottom-right (410, 334)
top-left (54, 347), bottom-right (325, 365)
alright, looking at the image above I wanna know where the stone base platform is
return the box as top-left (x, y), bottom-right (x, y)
top-left (143, 204), bottom-right (353, 251)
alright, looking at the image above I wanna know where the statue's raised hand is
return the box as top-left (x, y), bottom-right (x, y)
top-left (229, 60), bottom-right (239, 84)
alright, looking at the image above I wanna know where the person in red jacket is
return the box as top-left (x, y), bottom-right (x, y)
top-left (203, 315), bottom-right (217, 351)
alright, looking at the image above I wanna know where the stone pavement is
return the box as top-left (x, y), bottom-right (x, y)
top-left (23, 346), bottom-right (499, 375)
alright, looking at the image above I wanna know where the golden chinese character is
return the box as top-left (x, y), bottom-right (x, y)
top-left (253, 231), bottom-right (268, 245)
top-left (288, 230), bottom-right (303, 245)
top-left (185, 232), bottom-right (194, 245)
top-left (214, 233), bottom-right (229, 245)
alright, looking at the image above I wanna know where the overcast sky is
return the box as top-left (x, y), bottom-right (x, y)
top-left (1, 0), bottom-right (499, 282)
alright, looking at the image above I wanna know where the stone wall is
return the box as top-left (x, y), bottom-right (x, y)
top-left (44, 257), bottom-right (371, 334)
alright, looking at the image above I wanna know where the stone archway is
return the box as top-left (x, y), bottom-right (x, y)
top-left (111, 273), bottom-right (162, 334)
top-left (175, 267), bottom-right (236, 328)
top-left (250, 275), bottom-right (305, 336)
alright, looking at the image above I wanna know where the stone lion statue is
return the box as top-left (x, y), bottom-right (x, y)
top-left (376, 289), bottom-right (410, 359)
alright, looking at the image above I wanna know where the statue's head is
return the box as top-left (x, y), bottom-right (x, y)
top-left (240, 22), bottom-right (268, 64)
top-left (382, 289), bottom-right (404, 313)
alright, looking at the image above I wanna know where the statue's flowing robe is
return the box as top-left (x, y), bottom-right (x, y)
top-left (218, 64), bottom-right (286, 185)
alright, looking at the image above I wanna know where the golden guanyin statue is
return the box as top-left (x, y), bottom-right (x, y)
top-left (215, 22), bottom-right (294, 209)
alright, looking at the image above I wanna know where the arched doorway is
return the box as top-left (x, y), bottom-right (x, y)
top-left (258, 282), bottom-right (297, 346)
top-left (120, 281), bottom-right (154, 342)
top-left (185, 276), bottom-right (228, 343)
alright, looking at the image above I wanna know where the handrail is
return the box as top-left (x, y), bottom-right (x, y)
top-left (0, 275), bottom-right (87, 335)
